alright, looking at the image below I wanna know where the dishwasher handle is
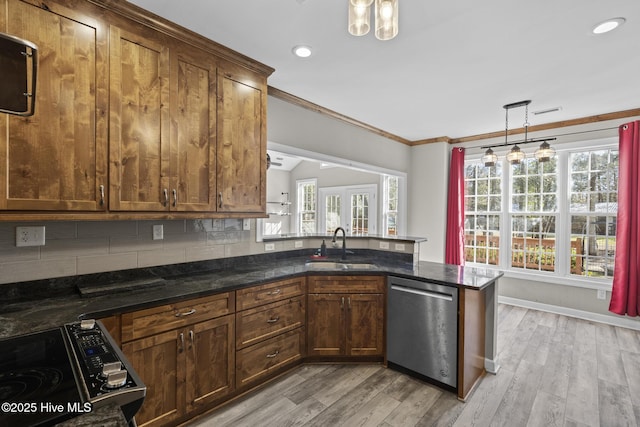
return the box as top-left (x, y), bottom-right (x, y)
top-left (390, 284), bottom-right (454, 301)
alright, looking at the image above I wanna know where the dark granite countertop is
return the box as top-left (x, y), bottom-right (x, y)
top-left (0, 256), bottom-right (502, 340)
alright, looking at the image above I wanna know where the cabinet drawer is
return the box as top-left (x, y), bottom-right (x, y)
top-left (121, 292), bottom-right (235, 342)
top-left (236, 296), bottom-right (305, 349)
top-left (236, 328), bottom-right (304, 388)
top-left (236, 277), bottom-right (306, 311)
top-left (307, 275), bottom-right (385, 293)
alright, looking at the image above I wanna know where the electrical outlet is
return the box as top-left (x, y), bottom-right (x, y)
top-left (294, 240), bottom-right (303, 248)
top-left (152, 225), bottom-right (164, 240)
top-left (265, 243), bottom-right (275, 251)
top-left (242, 219), bottom-right (251, 231)
top-left (379, 241), bottom-right (390, 249)
top-left (597, 289), bottom-right (607, 300)
top-left (395, 243), bottom-right (406, 251)
top-left (16, 226), bottom-right (46, 247)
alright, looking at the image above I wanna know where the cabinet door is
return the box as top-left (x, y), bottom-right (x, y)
top-left (170, 47), bottom-right (217, 211)
top-left (186, 315), bottom-right (235, 410)
top-left (346, 293), bottom-right (384, 356)
top-left (109, 25), bottom-right (170, 211)
top-left (0, 0), bottom-right (108, 211)
top-left (307, 293), bottom-right (345, 356)
top-left (217, 64), bottom-right (266, 212)
top-left (122, 329), bottom-right (185, 427)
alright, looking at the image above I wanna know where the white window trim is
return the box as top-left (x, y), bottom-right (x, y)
top-left (465, 136), bottom-right (618, 291)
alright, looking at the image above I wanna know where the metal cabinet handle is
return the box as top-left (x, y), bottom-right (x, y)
top-left (266, 316), bottom-right (280, 324)
top-left (99, 185), bottom-right (105, 206)
top-left (163, 189), bottom-right (169, 207)
top-left (218, 192), bottom-right (223, 208)
top-left (179, 332), bottom-right (184, 352)
top-left (266, 350), bottom-right (279, 358)
top-left (175, 308), bottom-right (196, 317)
top-left (348, 297), bottom-right (351, 310)
top-left (267, 289), bottom-right (281, 296)
top-left (172, 189), bottom-right (177, 207)
top-left (341, 297), bottom-right (345, 309)
top-left (189, 330), bottom-right (194, 343)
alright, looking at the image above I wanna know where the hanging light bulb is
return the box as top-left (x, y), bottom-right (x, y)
top-left (482, 148), bottom-right (498, 167)
top-left (506, 145), bottom-right (525, 164)
top-left (534, 141), bottom-right (556, 162)
top-left (348, 1), bottom-right (371, 36)
top-left (375, 0), bottom-right (398, 40)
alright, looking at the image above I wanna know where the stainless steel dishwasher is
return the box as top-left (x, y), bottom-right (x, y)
top-left (387, 276), bottom-right (458, 388)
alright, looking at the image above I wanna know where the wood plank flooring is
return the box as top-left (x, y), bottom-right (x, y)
top-left (187, 305), bottom-right (640, 427)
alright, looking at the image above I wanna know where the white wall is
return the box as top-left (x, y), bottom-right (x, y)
top-left (407, 142), bottom-right (449, 262)
top-left (268, 97), bottom-right (411, 174)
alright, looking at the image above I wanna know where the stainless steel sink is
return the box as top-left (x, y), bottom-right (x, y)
top-left (305, 261), bottom-right (377, 270)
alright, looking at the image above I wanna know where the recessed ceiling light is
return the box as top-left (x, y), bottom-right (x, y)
top-left (292, 45), bottom-right (312, 58)
top-left (592, 18), bottom-right (626, 34)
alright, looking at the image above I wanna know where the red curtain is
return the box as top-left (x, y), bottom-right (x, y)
top-left (609, 120), bottom-right (640, 316)
top-left (445, 147), bottom-right (465, 265)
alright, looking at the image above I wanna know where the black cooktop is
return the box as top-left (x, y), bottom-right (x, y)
top-left (0, 329), bottom-right (81, 427)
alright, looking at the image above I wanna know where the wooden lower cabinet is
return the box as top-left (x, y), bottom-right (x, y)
top-left (122, 329), bottom-right (184, 427)
top-left (122, 314), bottom-right (234, 427)
top-left (307, 276), bottom-right (385, 358)
top-left (236, 328), bottom-right (304, 389)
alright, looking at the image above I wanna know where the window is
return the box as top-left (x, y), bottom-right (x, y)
top-left (383, 175), bottom-right (399, 236)
top-left (297, 179), bottom-right (317, 234)
top-left (464, 141), bottom-right (618, 283)
top-left (569, 149), bottom-right (618, 278)
top-left (464, 163), bottom-right (502, 266)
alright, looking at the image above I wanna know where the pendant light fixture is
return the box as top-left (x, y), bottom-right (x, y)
top-left (481, 100), bottom-right (557, 167)
top-left (348, 0), bottom-right (398, 40)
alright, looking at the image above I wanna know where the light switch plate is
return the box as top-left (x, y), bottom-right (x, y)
top-left (16, 226), bottom-right (46, 247)
top-left (152, 225), bottom-right (164, 240)
top-left (379, 241), bottom-right (390, 249)
top-left (395, 243), bottom-right (405, 251)
top-left (242, 219), bottom-right (251, 231)
top-left (265, 243), bottom-right (275, 251)
top-left (597, 289), bottom-right (606, 300)
top-left (294, 240), bottom-right (303, 248)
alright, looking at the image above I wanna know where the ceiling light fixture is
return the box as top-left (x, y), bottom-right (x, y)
top-left (292, 45), bottom-right (312, 58)
top-left (481, 100), bottom-right (557, 167)
top-left (348, 0), bottom-right (398, 41)
top-left (592, 17), bottom-right (626, 34)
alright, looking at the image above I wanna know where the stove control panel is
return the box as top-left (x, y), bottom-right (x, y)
top-left (64, 320), bottom-right (145, 403)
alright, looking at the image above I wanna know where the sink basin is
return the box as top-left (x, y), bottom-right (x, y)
top-left (305, 261), bottom-right (377, 270)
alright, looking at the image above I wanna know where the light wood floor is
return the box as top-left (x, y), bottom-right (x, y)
top-left (188, 304), bottom-right (640, 427)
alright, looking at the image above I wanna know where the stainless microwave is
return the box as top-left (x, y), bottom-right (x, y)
top-left (0, 32), bottom-right (37, 116)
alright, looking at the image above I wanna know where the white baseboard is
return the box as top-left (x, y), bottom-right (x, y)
top-left (498, 296), bottom-right (640, 331)
top-left (484, 358), bottom-right (500, 375)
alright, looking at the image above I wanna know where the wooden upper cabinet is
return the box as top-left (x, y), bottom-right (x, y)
top-left (109, 25), bottom-right (170, 211)
top-left (217, 63), bottom-right (267, 213)
top-left (0, 0), bottom-right (108, 211)
top-left (170, 48), bottom-right (217, 212)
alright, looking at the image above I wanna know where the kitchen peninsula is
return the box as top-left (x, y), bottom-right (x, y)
top-left (0, 244), bottom-right (501, 427)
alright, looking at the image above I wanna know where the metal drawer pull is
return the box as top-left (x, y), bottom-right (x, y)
top-left (267, 289), bottom-right (281, 296)
top-left (266, 316), bottom-right (280, 323)
top-left (266, 350), bottom-right (279, 358)
top-left (172, 189), bottom-right (177, 207)
top-left (175, 308), bottom-right (197, 317)
top-left (163, 189), bottom-right (169, 207)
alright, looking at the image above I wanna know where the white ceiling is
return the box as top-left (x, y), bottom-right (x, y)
top-left (128, 0), bottom-right (640, 142)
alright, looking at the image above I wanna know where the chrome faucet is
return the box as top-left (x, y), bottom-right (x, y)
top-left (332, 227), bottom-right (347, 260)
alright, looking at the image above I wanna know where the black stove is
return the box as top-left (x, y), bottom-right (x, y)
top-left (0, 320), bottom-right (145, 427)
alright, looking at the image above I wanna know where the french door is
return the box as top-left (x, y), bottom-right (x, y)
top-left (318, 185), bottom-right (377, 235)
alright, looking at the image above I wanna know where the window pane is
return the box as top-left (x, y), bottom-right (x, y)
top-left (464, 161), bottom-right (501, 266)
top-left (511, 215), bottom-right (556, 272)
